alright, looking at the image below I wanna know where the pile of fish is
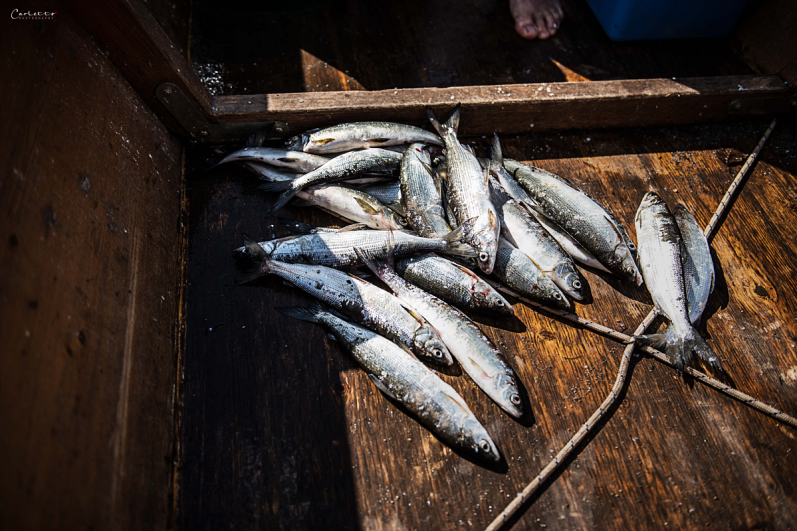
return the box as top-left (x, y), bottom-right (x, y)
top-left (220, 105), bottom-right (721, 463)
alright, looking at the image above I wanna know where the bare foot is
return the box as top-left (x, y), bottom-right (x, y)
top-left (510, 0), bottom-right (564, 40)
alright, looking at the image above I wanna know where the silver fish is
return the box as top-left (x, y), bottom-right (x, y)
top-left (428, 105), bottom-right (500, 274)
top-left (356, 247), bottom-right (524, 419)
top-left (483, 139), bottom-right (610, 273)
top-left (400, 144), bottom-right (452, 239)
top-left (674, 205), bottom-right (714, 325)
top-left (490, 176), bottom-right (588, 302)
top-left (276, 303), bottom-right (499, 462)
top-left (492, 237), bottom-right (569, 309)
top-left (504, 159), bottom-right (642, 285)
top-left (294, 185), bottom-right (407, 230)
top-left (244, 242), bottom-right (452, 365)
top-left (236, 225), bottom-right (476, 267)
top-left (300, 122), bottom-right (442, 154)
top-left (635, 192), bottom-right (721, 372)
top-left (395, 253), bottom-right (513, 316)
top-left (216, 147), bottom-right (329, 173)
top-left (243, 161), bottom-right (298, 182)
top-left (261, 148), bottom-right (402, 213)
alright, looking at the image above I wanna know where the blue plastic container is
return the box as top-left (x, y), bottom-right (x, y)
top-left (585, 0), bottom-right (750, 41)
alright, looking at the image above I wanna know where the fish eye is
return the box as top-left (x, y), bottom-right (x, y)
top-left (510, 394), bottom-right (521, 405)
top-left (495, 300), bottom-right (504, 306)
top-left (554, 293), bottom-right (562, 300)
top-left (433, 349), bottom-right (443, 358)
top-left (479, 252), bottom-right (489, 262)
top-left (479, 440), bottom-right (491, 452)
top-left (398, 218), bottom-right (408, 226)
top-left (572, 280), bottom-right (582, 289)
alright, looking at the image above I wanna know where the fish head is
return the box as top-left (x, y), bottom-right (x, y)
top-left (380, 209), bottom-right (409, 231)
top-left (616, 243), bottom-right (644, 286)
top-left (471, 287), bottom-right (514, 316)
top-left (471, 212), bottom-right (501, 274)
top-left (494, 373), bottom-right (524, 418)
top-left (412, 326), bottom-right (453, 366)
top-left (555, 262), bottom-right (588, 302)
top-left (535, 276), bottom-right (571, 310)
top-left (462, 420), bottom-right (501, 463)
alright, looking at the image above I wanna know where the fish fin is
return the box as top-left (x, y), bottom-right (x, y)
top-left (353, 196), bottom-right (379, 215)
top-left (415, 152), bottom-right (440, 180)
top-left (441, 389), bottom-right (473, 416)
top-left (483, 164), bottom-right (490, 184)
top-left (274, 302), bottom-right (326, 324)
top-left (276, 217), bottom-right (314, 235)
top-left (313, 138), bottom-right (335, 145)
top-left (468, 357), bottom-right (491, 381)
top-left (337, 222), bottom-right (369, 233)
top-left (368, 374), bottom-right (400, 401)
top-left (441, 224), bottom-right (478, 258)
top-left (277, 156), bottom-right (300, 163)
top-left (257, 180), bottom-right (293, 193)
top-left (369, 137), bottom-right (390, 143)
top-left (245, 122), bottom-right (276, 148)
top-left (633, 331), bottom-right (668, 350)
top-left (426, 108), bottom-right (445, 136)
top-left (446, 103), bottom-right (461, 133)
top-left (384, 202), bottom-right (406, 216)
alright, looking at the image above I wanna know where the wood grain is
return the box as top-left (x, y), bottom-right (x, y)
top-left (211, 76), bottom-right (788, 135)
top-left (0, 11), bottom-right (183, 530)
top-left (178, 120), bottom-right (797, 530)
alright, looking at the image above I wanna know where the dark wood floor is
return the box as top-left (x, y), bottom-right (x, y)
top-left (188, 0), bottom-right (754, 95)
top-left (179, 117), bottom-right (797, 530)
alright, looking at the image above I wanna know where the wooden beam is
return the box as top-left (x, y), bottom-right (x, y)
top-left (212, 75), bottom-right (789, 135)
top-left (66, 0), bottom-right (214, 128)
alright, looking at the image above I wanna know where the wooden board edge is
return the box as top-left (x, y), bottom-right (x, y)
top-left (211, 75), bottom-right (789, 135)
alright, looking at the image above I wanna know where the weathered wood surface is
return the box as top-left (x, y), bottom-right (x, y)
top-left (211, 75), bottom-right (789, 135)
top-left (733, 0), bottom-right (797, 76)
top-left (66, 0), bottom-right (213, 128)
top-left (189, 0), bottom-right (754, 95)
top-left (178, 119), bottom-right (797, 530)
top-left (0, 11), bottom-right (183, 530)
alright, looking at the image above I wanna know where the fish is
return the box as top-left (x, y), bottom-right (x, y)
top-left (297, 122), bottom-right (443, 154)
top-left (234, 224), bottom-right (477, 267)
top-left (215, 147), bottom-right (329, 173)
top-left (489, 175), bottom-right (588, 302)
top-left (243, 240), bottom-right (453, 365)
top-left (242, 161), bottom-right (298, 182)
top-left (400, 144), bottom-right (452, 239)
top-left (482, 139), bottom-right (610, 273)
top-left (395, 253), bottom-right (514, 316)
top-left (260, 149), bottom-right (402, 213)
top-left (292, 185), bottom-right (407, 230)
top-left (674, 204), bottom-right (714, 325)
top-left (491, 237), bottom-right (569, 309)
top-left (353, 180), bottom-right (402, 206)
top-left (634, 192), bottom-right (721, 372)
top-left (355, 243), bottom-right (524, 419)
top-left (427, 105), bottom-right (500, 274)
top-left (276, 302), bottom-right (500, 462)
top-left (504, 159), bottom-right (642, 285)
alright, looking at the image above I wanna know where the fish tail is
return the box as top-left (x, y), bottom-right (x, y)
top-left (275, 301), bottom-right (327, 324)
top-left (426, 108), bottom-right (445, 136)
top-left (490, 133), bottom-right (504, 168)
top-left (687, 327), bottom-right (722, 371)
top-left (445, 103), bottom-right (461, 133)
top-left (234, 233), bottom-right (274, 284)
top-left (259, 181), bottom-right (296, 214)
top-left (353, 231), bottom-right (396, 279)
top-left (440, 224), bottom-right (477, 258)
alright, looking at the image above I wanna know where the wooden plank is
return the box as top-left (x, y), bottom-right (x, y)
top-left (0, 11), bottom-right (183, 530)
top-left (66, 0), bottom-right (213, 127)
top-left (732, 0), bottom-right (797, 76)
top-left (211, 75), bottom-right (788, 135)
top-left (178, 120), bottom-right (797, 529)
